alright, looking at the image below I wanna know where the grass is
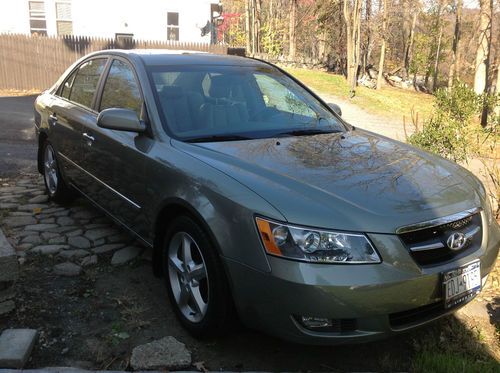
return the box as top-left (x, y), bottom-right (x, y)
top-left (411, 351), bottom-right (500, 373)
top-left (284, 67), bottom-right (435, 124)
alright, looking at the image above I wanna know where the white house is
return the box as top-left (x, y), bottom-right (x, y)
top-left (0, 0), bottom-right (222, 43)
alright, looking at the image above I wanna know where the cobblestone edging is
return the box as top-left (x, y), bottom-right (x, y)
top-left (0, 175), bottom-right (149, 282)
top-left (0, 228), bottom-right (18, 316)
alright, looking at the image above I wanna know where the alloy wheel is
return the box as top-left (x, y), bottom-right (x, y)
top-left (168, 232), bottom-right (209, 323)
top-left (44, 144), bottom-right (58, 195)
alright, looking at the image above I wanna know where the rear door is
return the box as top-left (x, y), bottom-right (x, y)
top-left (49, 57), bottom-right (108, 185)
top-left (80, 57), bottom-right (151, 233)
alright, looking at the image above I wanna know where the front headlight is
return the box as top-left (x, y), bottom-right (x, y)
top-left (256, 217), bottom-right (381, 264)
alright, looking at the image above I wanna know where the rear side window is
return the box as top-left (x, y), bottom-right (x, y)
top-left (100, 59), bottom-right (142, 115)
top-left (69, 58), bottom-right (107, 109)
top-left (60, 70), bottom-right (76, 99)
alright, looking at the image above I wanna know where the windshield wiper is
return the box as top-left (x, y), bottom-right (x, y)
top-left (275, 128), bottom-right (342, 137)
top-left (185, 134), bottom-right (253, 143)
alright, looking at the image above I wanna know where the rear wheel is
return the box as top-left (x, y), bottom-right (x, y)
top-left (42, 141), bottom-right (74, 204)
top-left (163, 215), bottom-right (233, 337)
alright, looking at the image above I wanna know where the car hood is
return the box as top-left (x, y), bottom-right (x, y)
top-left (173, 130), bottom-right (484, 233)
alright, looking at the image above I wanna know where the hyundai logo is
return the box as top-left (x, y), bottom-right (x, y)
top-left (446, 232), bottom-right (467, 251)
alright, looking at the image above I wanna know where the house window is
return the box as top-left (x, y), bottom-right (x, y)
top-left (167, 12), bottom-right (179, 41)
top-left (28, 1), bottom-right (47, 36)
top-left (55, 1), bottom-right (72, 35)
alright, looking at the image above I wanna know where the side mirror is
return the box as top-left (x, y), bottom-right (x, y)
top-left (97, 108), bottom-right (146, 133)
top-left (327, 103), bottom-right (342, 117)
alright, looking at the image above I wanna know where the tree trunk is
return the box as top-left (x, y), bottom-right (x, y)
top-left (475, 0), bottom-right (493, 127)
top-left (254, 0), bottom-right (261, 53)
top-left (245, 0), bottom-right (251, 54)
top-left (404, 11), bottom-right (418, 73)
top-left (432, 26), bottom-right (443, 92)
top-left (474, 0), bottom-right (492, 95)
top-left (376, 0), bottom-right (387, 90)
top-left (448, 0), bottom-right (463, 88)
top-left (289, 0), bottom-right (297, 58)
top-left (343, 0), bottom-right (362, 96)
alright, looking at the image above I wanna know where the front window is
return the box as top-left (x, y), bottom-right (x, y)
top-left (149, 65), bottom-right (345, 142)
top-left (100, 59), bottom-right (142, 115)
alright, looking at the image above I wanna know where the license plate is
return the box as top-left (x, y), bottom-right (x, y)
top-left (442, 260), bottom-right (481, 309)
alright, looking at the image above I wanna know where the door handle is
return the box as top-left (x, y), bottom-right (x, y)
top-left (82, 132), bottom-right (95, 142)
top-left (48, 113), bottom-right (57, 125)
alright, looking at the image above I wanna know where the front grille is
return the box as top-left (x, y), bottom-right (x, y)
top-left (389, 301), bottom-right (444, 329)
top-left (398, 212), bottom-right (482, 266)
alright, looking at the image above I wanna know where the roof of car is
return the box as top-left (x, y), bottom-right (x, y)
top-left (92, 49), bottom-right (269, 67)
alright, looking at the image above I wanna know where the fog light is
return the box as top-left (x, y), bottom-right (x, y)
top-left (300, 316), bottom-right (332, 329)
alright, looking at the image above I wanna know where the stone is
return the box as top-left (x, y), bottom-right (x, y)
top-left (93, 238), bottom-right (106, 246)
top-left (9, 212), bottom-right (31, 217)
top-left (48, 225), bottom-right (78, 233)
top-left (31, 245), bottom-right (68, 255)
top-left (57, 216), bottom-right (75, 226)
top-left (0, 301), bottom-right (15, 316)
top-left (0, 329), bottom-right (38, 368)
top-left (39, 217), bottom-right (56, 224)
top-left (111, 246), bottom-right (142, 266)
top-left (53, 262), bottom-right (82, 276)
top-left (0, 287), bottom-right (14, 303)
top-left (84, 228), bottom-right (118, 241)
top-left (24, 224), bottom-right (58, 232)
top-left (3, 216), bottom-right (36, 228)
top-left (17, 243), bottom-right (33, 251)
top-left (73, 210), bottom-right (101, 220)
top-left (130, 336), bottom-right (192, 370)
top-left (41, 232), bottom-right (59, 240)
top-left (92, 243), bottom-right (124, 255)
top-left (0, 229), bottom-right (19, 282)
top-left (0, 203), bottom-right (17, 209)
top-left (48, 236), bottom-right (66, 244)
top-left (28, 195), bottom-right (49, 204)
top-left (141, 248), bottom-right (153, 262)
top-left (58, 249), bottom-right (89, 259)
top-left (68, 236), bottom-right (91, 249)
top-left (17, 204), bottom-right (48, 212)
top-left (81, 255), bottom-right (98, 267)
top-left (65, 229), bottom-right (83, 237)
top-left (21, 235), bottom-right (43, 245)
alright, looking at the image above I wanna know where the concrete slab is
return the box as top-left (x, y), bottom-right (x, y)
top-left (0, 329), bottom-right (38, 368)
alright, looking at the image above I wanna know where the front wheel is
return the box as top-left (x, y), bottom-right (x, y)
top-left (42, 141), bottom-right (75, 204)
top-left (163, 215), bottom-right (234, 337)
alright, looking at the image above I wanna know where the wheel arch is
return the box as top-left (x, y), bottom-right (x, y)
top-left (151, 198), bottom-right (226, 278)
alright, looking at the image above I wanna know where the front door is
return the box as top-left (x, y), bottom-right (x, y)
top-left (80, 58), bottom-right (151, 234)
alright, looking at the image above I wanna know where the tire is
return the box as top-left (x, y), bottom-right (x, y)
top-left (41, 140), bottom-right (75, 204)
top-left (162, 215), bottom-right (234, 337)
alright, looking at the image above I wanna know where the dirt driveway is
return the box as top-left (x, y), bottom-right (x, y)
top-left (1, 174), bottom-right (499, 372)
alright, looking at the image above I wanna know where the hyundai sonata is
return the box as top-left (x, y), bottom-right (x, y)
top-left (34, 50), bottom-right (500, 344)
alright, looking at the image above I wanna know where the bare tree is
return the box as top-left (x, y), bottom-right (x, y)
top-left (432, 26), bottom-right (443, 92)
top-left (474, 0), bottom-right (492, 95)
top-left (376, 0), bottom-right (387, 90)
top-left (343, 0), bottom-right (362, 96)
top-left (404, 9), bottom-right (418, 74)
top-left (289, 0), bottom-right (297, 58)
top-left (448, 0), bottom-right (463, 88)
top-left (245, 0), bottom-right (252, 53)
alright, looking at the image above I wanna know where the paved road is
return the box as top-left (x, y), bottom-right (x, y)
top-left (0, 95), bottom-right (38, 178)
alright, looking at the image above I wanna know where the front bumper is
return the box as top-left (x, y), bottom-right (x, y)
top-left (225, 218), bottom-right (500, 345)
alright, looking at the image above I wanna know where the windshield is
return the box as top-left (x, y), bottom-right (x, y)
top-left (148, 65), bottom-right (345, 142)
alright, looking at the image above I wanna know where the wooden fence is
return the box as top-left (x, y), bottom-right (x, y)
top-left (0, 34), bottom-right (231, 90)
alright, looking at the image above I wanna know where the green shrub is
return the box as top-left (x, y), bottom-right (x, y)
top-left (408, 82), bottom-right (481, 162)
